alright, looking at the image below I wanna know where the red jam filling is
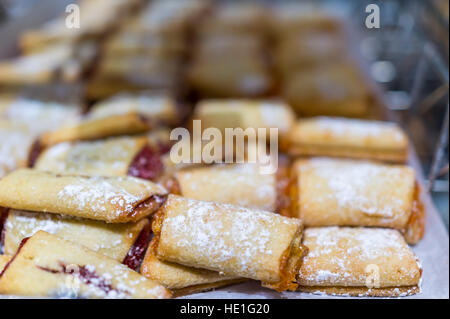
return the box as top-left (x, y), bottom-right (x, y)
top-left (0, 237), bottom-right (29, 278)
top-left (122, 221), bottom-right (152, 271)
top-left (28, 140), bottom-right (43, 167)
top-left (37, 262), bottom-right (129, 296)
top-left (128, 146), bottom-right (164, 180)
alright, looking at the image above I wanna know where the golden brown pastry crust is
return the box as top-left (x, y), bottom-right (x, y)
top-left (3, 209), bottom-right (148, 261)
top-left (0, 169), bottom-right (167, 223)
top-left (0, 255), bottom-right (11, 272)
top-left (35, 136), bottom-right (148, 177)
top-left (0, 231), bottom-right (172, 299)
top-left (287, 117), bottom-right (409, 162)
top-left (88, 94), bottom-right (178, 125)
top-left (195, 99), bottom-right (295, 137)
top-left (293, 158), bottom-right (423, 239)
top-left (152, 195), bottom-right (306, 291)
top-left (298, 227), bottom-right (422, 296)
top-left (141, 246), bottom-right (241, 292)
top-left (175, 164), bottom-right (277, 211)
top-left (39, 113), bottom-right (151, 147)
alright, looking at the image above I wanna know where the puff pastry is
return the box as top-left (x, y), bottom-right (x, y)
top-left (141, 246), bottom-right (243, 297)
top-left (152, 195), bottom-right (307, 291)
top-left (293, 158), bottom-right (424, 244)
top-left (0, 231), bottom-right (171, 298)
top-left (2, 209), bottom-right (150, 263)
top-left (287, 117), bottom-right (409, 162)
top-left (298, 227), bottom-right (422, 297)
top-left (194, 99), bottom-right (295, 138)
top-left (283, 64), bottom-right (369, 118)
top-left (0, 169), bottom-right (167, 223)
top-left (172, 162), bottom-right (293, 215)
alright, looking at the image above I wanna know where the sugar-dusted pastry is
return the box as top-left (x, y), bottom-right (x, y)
top-left (0, 255), bottom-right (11, 272)
top-left (39, 113), bottom-right (150, 147)
top-left (0, 95), bottom-right (81, 135)
top-left (283, 64), bottom-right (369, 118)
top-left (298, 227), bottom-right (422, 297)
top-left (0, 43), bottom-right (96, 85)
top-left (287, 117), bottom-right (409, 162)
top-left (0, 231), bottom-right (171, 298)
top-left (0, 169), bottom-right (167, 223)
top-left (0, 121), bottom-right (36, 178)
top-left (152, 195), bottom-right (307, 291)
top-left (188, 58), bottom-right (273, 98)
top-left (293, 158), bottom-right (425, 244)
top-left (171, 162), bottom-right (293, 215)
top-left (87, 93), bottom-right (178, 125)
top-left (194, 99), bottom-right (295, 138)
top-left (2, 209), bottom-right (150, 265)
top-left (35, 136), bottom-right (169, 181)
top-left (141, 247), bottom-right (243, 296)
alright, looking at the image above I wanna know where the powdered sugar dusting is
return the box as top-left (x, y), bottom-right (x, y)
top-left (299, 227), bottom-right (421, 287)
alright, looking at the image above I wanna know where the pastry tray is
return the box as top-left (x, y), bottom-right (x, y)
top-left (0, 2), bottom-right (448, 300)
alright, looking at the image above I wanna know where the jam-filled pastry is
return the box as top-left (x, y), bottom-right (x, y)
top-left (39, 113), bottom-right (151, 147)
top-left (151, 195), bottom-right (307, 291)
top-left (0, 231), bottom-right (172, 298)
top-left (0, 95), bottom-right (81, 134)
top-left (0, 121), bottom-right (36, 178)
top-left (297, 227), bottom-right (422, 297)
top-left (0, 169), bottom-right (167, 223)
top-left (19, 0), bottom-right (136, 53)
top-left (0, 43), bottom-right (96, 85)
top-left (171, 163), bottom-right (293, 216)
top-left (292, 158), bottom-right (425, 244)
top-left (194, 99), bottom-right (295, 139)
top-left (283, 64), bottom-right (369, 118)
top-left (287, 117), bottom-right (409, 163)
top-left (0, 255), bottom-right (11, 272)
top-left (272, 4), bottom-right (344, 37)
top-left (87, 93), bottom-right (178, 125)
top-left (34, 136), bottom-right (169, 181)
top-left (188, 58), bottom-right (273, 98)
top-left (2, 209), bottom-right (150, 266)
top-left (141, 244), bottom-right (243, 297)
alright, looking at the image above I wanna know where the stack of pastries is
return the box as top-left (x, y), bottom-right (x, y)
top-left (187, 2), bottom-right (274, 98)
top-left (0, 1), bottom-right (425, 299)
top-left (86, 0), bottom-right (208, 101)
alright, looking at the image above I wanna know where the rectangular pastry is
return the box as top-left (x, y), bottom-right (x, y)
top-left (194, 99), bottom-right (295, 139)
top-left (2, 209), bottom-right (151, 267)
top-left (151, 194), bottom-right (307, 291)
top-left (0, 231), bottom-right (171, 298)
top-left (170, 162), bottom-right (293, 216)
top-left (0, 95), bottom-right (81, 134)
top-left (287, 117), bottom-right (409, 162)
top-left (39, 113), bottom-right (151, 147)
top-left (40, 93), bottom-right (178, 147)
top-left (0, 121), bottom-right (36, 178)
top-left (87, 93), bottom-right (178, 125)
top-left (141, 245), bottom-right (243, 297)
top-left (292, 158), bottom-right (425, 244)
top-left (283, 64), bottom-right (369, 118)
top-left (0, 169), bottom-right (167, 223)
top-left (298, 227), bottom-right (422, 297)
top-left (34, 136), bottom-right (170, 181)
